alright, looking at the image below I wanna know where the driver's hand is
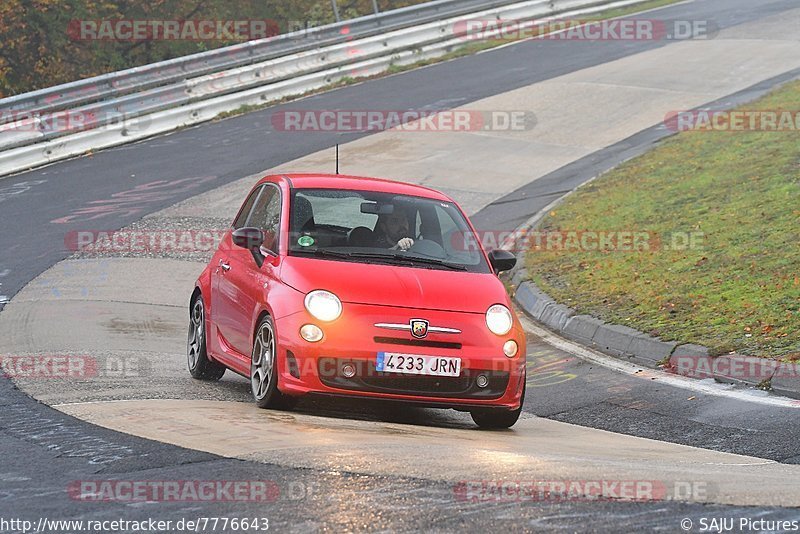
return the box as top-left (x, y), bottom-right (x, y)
top-left (396, 237), bottom-right (414, 251)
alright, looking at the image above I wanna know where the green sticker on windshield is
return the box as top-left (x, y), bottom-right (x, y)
top-left (298, 235), bottom-right (315, 247)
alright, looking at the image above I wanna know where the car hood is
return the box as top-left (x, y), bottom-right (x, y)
top-left (280, 256), bottom-right (507, 314)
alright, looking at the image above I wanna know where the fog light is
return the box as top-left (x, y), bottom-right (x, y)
top-left (341, 363), bottom-right (356, 378)
top-left (503, 340), bottom-right (518, 358)
top-left (300, 324), bottom-right (323, 342)
top-left (476, 374), bottom-right (489, 388)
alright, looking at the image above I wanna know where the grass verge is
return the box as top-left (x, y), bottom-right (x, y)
top-left (525, 81), bottom-right (800, 360)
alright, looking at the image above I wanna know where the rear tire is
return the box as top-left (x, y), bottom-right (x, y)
top-left (251, 316), bottom-right (297, 410)
top-left (187, 295), bottom-right (226, 381)
top-left (470, 382), bottom-right (525, 429)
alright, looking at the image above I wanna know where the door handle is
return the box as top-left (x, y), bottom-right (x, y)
top-left (219, 261), bottom-right (231, 272)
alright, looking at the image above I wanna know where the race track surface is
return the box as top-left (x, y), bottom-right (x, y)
top-left (2, 0), bottom-right (800, 529)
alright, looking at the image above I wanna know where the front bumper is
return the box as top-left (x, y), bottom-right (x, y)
top-left (273, 303), bottom-right (526, 410)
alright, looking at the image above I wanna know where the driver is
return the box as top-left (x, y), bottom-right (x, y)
top-left (375, 207), bottom-right (414, 251)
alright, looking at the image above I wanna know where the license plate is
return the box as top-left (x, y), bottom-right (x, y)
top-left (376, 352), bottom-right (461, 377)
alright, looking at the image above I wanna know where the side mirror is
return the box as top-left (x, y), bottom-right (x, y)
top-left (488, 249), bottom-right (516, 273)
top-left (232, 227), bottom-right (264, 250)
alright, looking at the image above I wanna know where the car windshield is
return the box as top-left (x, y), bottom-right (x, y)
top-left (288, 189), bottom-right (491, 273)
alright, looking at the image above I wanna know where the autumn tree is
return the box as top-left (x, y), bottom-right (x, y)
top-left (0, 0), bottom-right (426, 97)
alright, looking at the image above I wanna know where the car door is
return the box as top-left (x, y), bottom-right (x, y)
top-left (211, 184), bottom-right (262, 360)
top-left (213, 183), bottom-right (282, 358)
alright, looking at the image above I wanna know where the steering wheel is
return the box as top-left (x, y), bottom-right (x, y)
top-left (408, 238), bottom-right (446, 258)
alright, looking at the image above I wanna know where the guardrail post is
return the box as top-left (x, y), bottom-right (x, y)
top-left (372, 0), bottom-right (380, 15)
top-left (331, 0), bottom-right (341, 22)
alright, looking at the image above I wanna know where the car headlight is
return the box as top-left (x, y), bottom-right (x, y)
top-left (304, 290), bottom-right (342, 322)
top-left (486, 304), bottom-right (513, 336)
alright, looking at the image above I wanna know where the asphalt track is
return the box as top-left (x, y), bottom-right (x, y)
top-left (2, 0), bottom-right (800, 530)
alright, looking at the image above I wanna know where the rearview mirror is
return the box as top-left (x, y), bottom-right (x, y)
top-left (232, 227), bottom-right (264, 250)
top-left (361, 202), bottom-right (394, 215)
top-left (488, 249), bottom-right (516, 273)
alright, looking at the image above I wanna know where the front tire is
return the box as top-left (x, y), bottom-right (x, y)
top-left (187, 295), bottom-right (226, 381)
top-left (251, 316), bottom-right (296, 410)
top-left (470, 382), bottom-right (525, 429)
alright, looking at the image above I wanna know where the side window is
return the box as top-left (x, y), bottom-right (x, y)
top-left (246, 184), bottom-right (281, 252)
top-left (233, 186), bottom-right (263, 229)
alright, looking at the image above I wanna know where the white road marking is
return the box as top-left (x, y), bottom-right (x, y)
top-left (0, 180), bottom-right (47, 204)
top-left (518, 314), bottom-right (800, 409)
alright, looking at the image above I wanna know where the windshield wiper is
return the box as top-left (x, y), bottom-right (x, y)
top-left (295, 248), bottom-right (351, 259)
top-left (293, 249), bottom-right (467, 270)
top-left (397, 255), bottom-right (468, 271)
top-left (293, 248), bottom-right (415, 266)
top-left (349, 252), bottom-right (468, 271)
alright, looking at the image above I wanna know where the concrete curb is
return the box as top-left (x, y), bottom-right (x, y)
top-left (499, 67), bottom-right (800, 402)
top-left (513, 274), bottom-right (800, 400)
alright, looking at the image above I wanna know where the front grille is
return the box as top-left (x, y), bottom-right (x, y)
top-left (373, 336), bottom-right (462, 350)
top-left (318, 358), bottom-right (508, 399)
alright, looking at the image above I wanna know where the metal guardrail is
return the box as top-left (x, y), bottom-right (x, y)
top-left (0, 0), bottom-right (556, 152)
top-left (0, 0), bottom-right (522, 120)
top-left (0, 0), bottom-right (651, 177)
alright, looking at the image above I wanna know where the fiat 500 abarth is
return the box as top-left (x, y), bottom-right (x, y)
top-left (188, 174), bottom-right (526, 428)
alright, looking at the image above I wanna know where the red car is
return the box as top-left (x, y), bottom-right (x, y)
top-left (187, 173), bottom-right (526, 428)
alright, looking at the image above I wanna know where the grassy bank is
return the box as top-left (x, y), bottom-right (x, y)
top-left (526, 81), bottom-right (800, 359)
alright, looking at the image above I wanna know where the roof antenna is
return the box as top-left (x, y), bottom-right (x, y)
top-left (335, 144), bottom-right (340, 175)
